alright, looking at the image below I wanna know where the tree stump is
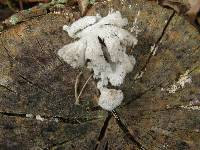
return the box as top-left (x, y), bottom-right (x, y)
top-left (0, 0), bottom-right (200, 149)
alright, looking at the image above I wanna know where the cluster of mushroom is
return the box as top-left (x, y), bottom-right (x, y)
top-left (58, 11), bottom-right (137, 111)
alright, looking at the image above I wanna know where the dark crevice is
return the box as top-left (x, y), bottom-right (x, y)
top-left (53, 116), bottom-right (102, 124)
top-left (95, 112), bottom-right (112, 150)
top-left (155, 11), bottom-right (176, 45)
top-left (0, 111), bottom-right (27, 118)
top-left (135, 11), bottom-right (175, 79)
top-left (18, 73), bottom-right (51, 94)
top-left (0, 84), bottom-right (17, 94)
top-left (111, 110), bottom-right (146, 150)
top-left (97, 112), bottom-right (112, 141)
top-left (0, 111), bottom-right (100, 125)
top-left (104, 141), bottom-right (109, 150)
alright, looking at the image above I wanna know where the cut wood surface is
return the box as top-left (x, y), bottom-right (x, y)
top-left (0, 0), bottom-right (200, 149)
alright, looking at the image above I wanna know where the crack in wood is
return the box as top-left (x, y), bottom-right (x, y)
top-left (1, 42), bottom-right (15, 67)
top-left (0, 111), bottom-right (102, 125)
top-left (0, 111), bottom-right (27, 118)
top-left (118, 121), bottom-right (170, 150)
top-left (155, 11), bottom-right (176, 45)
top-left (111, 110), bottom-right (146, 150)
top-left (0, 83), bottom-right (17, 94)
top-left (104, 141), bottom-right (109, 150)
top-left (18, 73), bottom-right (51, 94)
top-left (135, 11), bottom-right (175, 81)
top-left (95, 112), bottom-right (112, 150)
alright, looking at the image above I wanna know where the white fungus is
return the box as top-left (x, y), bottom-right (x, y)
top-left (26, 114), bottom-right (33, 118)
top-left (166, 70), bottom-right (192, 94)
top-left (36, 115), bottom-right (45, 121)
top-left (98, 88), bottom-right (124, 111)
top-left (58, 11), bottom-right (137, 111)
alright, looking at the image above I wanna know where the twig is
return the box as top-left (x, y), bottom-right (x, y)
top-left (75, 71), bottom-right (83, 105)
top-left (76, 73), bottom-right (93, 104)
top-left (74, 71), bottom-right (93, 105)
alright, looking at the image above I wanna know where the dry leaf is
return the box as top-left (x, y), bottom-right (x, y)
top-left (187, 0), bottom-right (200, 19)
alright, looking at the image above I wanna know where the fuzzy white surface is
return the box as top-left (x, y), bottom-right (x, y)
top-left (58, 11), bottom-right (137, 111)
top-left (98, 88), bottom-right (124, 111)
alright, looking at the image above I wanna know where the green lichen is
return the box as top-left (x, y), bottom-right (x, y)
top-left (54, 4), bottom-right (65, 8)
top-left (89, 0), bottom-right (96, 4)
top-left (52, 0), bottom-right (68, 4)
top-left (9, 15), bottom-right (19, 25)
